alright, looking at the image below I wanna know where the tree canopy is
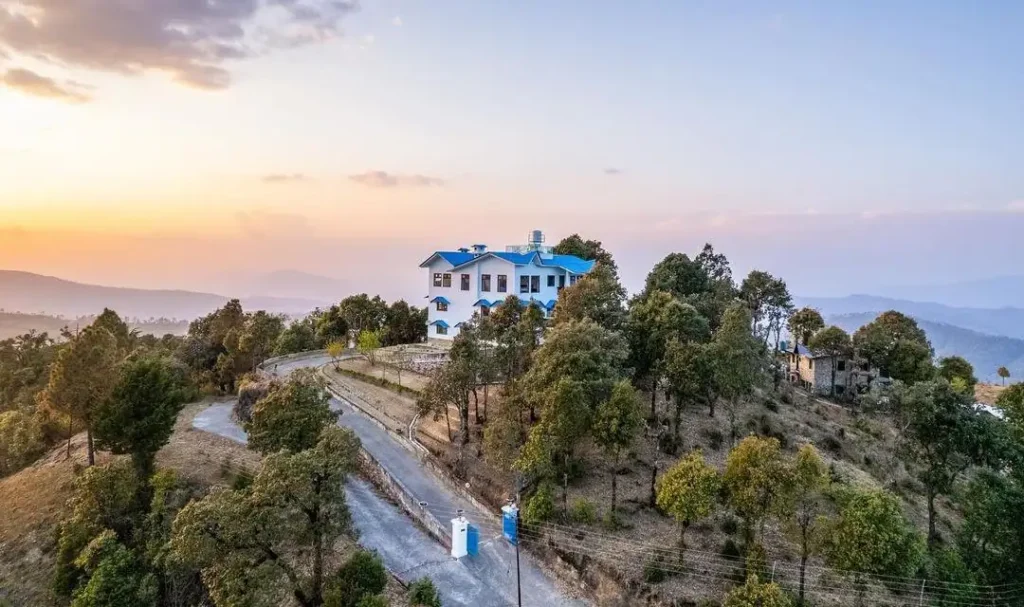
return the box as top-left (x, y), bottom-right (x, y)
top-left (93, 356), bottom-right (189, 476)
top-left (824, 488), bottom-right (924, 577)
top-left (245, 369), bottom-right (337, 455)
top-left (787, 308), bottom-right (824, 346)
top-left (853, 311), bottom-right (934, 383)
top-left (656, 450), bottom-right (721, 553)
top-left (553, 263), bottom-right (627, 333)
top-left (172, 426), bottom-right (361, 607)
top-left (552, 233), bottom-right (617, 270)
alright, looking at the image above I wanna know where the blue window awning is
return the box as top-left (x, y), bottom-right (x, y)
top-left (472, 299), bottom-right (493, 307)
top-left (429, 320), bottom-right (450, 329)
top-left (430, 296), bottom-right (450, 305)
top-left (545, 300), bottom-right (558, 310)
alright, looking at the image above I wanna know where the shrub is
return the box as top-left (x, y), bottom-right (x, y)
top-left (721, 516), bottom-right (739, 536)
top-left (356, 597), bottom-right (389, 607)
top-left (325, 550), bottom-right (388, 607)
top-left (569, 498), bottom-right (597, 525)
top-left (820, 435), bottom-right (842, 455)
top-left (779, 387), bottom-right (793, 405)
top-left (408, 577), bottom-right (442, 607)
top-left (643, 556), bottom-right (669, 584)
top-left (722, 538), bottom-right (742, 560)
top-left (0, 410), bottom-right (45, 477)
top-left (522, 483), bottom-right (555, 526)
top-left (764, 399), bottom-right (779, 413)
top-left (704, 428), bottom-right (725, 451)
top-left (745, 542), bottom-right (768, 581)
top-left (722, 574), bottom-right (792, 607)
top-left (234, 377), bottom-right (273, 424)
top-left (657, 431), bottom-right (682, 455)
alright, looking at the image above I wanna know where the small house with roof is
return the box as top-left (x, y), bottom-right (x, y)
top-left (419, 230), bottom-right (595, 340)
top-left (781, 341), bottom-right (886, 397)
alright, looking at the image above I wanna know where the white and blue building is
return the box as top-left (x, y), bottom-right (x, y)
top-left (419, 231), bottom-right (596, 340)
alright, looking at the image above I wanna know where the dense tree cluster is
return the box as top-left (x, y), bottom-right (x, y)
top-left (412, 234), bottom-right (1024, 604)
top-left (7, 234), bottom-right (1024, 605)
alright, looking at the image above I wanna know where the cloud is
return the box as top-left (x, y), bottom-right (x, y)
top-left (603, 167), bottom-right (623, 175)
top-left (348, 171), bottom-right (445, 188)
top-left (2, 67), bottom-right (91, 102)
top-left (0, 0), bottom-right (358, 90)
top-left (392, 16), bottom-right (403, 27)
top-left (261, 173), bottom-right (308, 183)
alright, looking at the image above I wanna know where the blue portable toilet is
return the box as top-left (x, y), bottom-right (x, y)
top-left (501, 504), bottom-right (518, 546)
top-left (466, 524), bottom-right (479, 556)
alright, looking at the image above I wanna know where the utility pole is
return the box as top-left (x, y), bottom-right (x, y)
top-left (515, 496), bottom-right (522, 607)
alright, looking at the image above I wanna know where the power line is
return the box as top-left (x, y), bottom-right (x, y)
top-left (425, 504), bottom-right (1023, 606)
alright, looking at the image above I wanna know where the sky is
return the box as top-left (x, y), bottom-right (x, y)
top-left (1, 1), bottom-right (1023, 303)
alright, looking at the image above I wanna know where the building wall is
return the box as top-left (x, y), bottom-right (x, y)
top-left (512, 263), bottom-right (568, 311)
top-left (425, 257), bottom-right (462, 340)
top-left (425, 252), bottom-right (584, 340)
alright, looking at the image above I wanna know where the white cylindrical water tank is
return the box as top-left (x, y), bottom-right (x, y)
top-left (451, 516), bottom-right (469, 559)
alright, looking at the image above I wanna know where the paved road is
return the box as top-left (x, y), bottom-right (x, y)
top-left (195, 353), bottom-right (585, 607)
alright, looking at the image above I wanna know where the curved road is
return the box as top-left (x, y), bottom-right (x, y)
top-left (194, 353), bottom-right (585, 607)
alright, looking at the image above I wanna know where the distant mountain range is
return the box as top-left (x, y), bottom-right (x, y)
top-left (797, 293), bottom-right (1024, 382)
top-left (797, 295), bottom-right (1024, 340)
top-left (0, 312), bottom-right (189, 341)
top-left (828, 312), bottom-right (1024, 382)
top-left (0, 270), bottom-right (333, 320)
top-left (876, 275), bottom-right (1024, 309)
top-left (218, 269), bottom-right (351, 303)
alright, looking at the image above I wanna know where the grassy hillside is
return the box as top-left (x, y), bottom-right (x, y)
top-left (829, 312), bottom-right (1024, 381)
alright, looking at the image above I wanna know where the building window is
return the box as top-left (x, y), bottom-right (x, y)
top-left (530, 276), bottom-right (540, 293)
top-left (520, 275), bottom-right (530, 293)
top-left (442, 273), bottom-right (452, 288)
top-left (480, 306), bottom-right (490, 317)
top-left (497, 275), bottom-right (507, 292)
top-left (837, 360), bottom-right (846, 371)
top-left (435, 324), bottom-right (448, 336)
top-left (481, 274), bottom-right (491, 292)
top-left (559, 275), bottom-right (566, 289)
top-left (433, 273), bottom-right (443, 287)
top-left (436, 301), bottom-right (448, 312)
top-left (808, 359), bottom-right (813, 369)
top-left (547, 275), bottom-right (555, 287)
top-left (461, 273), bottom-right (470, 291)
top-left (569, 275), bottom-right (579, 286)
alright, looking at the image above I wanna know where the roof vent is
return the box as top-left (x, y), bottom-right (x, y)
top-left (471, 244), bottom-right (487, 255)
top-left (457, 247), bottom-right (470, 253)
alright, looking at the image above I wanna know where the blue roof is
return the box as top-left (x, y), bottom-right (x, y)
top-left (422, 247), bottom-right (595, 274)
top-left (429, 319), bottom-right (449, 328)
top-left (472, 299), bottom-right (493, 307)
top-left (785, 343), bottom-right (814, 357)
top-left (540, 255), bottom-right (596, 274)
top-left (419, 251), bottom-right (476, 268)
top-left (544, 300), bottom-right (558, 310)
top-left (429, 296), bottom-right (450, 305)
